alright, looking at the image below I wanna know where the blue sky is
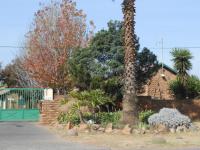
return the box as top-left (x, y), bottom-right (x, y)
top-left (0, 0), bottom-right (200, 76)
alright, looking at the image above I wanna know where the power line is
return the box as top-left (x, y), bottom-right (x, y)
top-left (147, 47), bottom-right (200, 50)
top-left (0, 46), bottom-right (26, 49)
top-left (0, 45), bottom-right (200, 50)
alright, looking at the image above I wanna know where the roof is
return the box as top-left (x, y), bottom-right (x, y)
top-left (160, 63), bottom-right (177, 75)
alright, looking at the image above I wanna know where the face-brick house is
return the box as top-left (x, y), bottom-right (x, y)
top-left (138, 64), bottom-right (177, 100)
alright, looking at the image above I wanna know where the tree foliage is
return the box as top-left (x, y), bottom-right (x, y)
top-left (171, 48), bottom-right (193, 85)
top-left (0, 63), bottom-right (18, 87)
top-left (69, 20), bottom-right (159, 101)
top-left (170, 48), bottom-right (198, 99)
top-left (22, 0), bottom-right (92, 91)
top-left (170, 75), bottom-right (200, 99)
top-left (0, 58), bottom-right (38, 88)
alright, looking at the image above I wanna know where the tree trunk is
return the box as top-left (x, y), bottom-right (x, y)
top-left (121, 0), bottom-right (138, 125)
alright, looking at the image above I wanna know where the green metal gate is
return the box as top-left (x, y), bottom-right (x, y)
top-left (0, 88), bottom-right (44, 121)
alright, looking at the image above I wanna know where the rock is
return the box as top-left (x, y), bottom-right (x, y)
top-left (66, 122), bottom-right (73, 130)
top-left (78, 123), bottom-right (89, 132)
top-left (152, 136), bottom-right (167, 144)
top-left (154, 130), bottom-right (159, 134)
top-left (133, 129), bottom-right (141, 134)
top-left (176, 126), bottom-right (187, 133)
top-left (122, 124), bottom-right (132, 135)
top-left (86, 120), bottom-right (95, 125)
top-left (156, 124), bottom-right (169, 133)
top-left (113, 129), bottom-right (121, 134)
top-left (105, 123), bottom-right (113, 133)
top-left (142, 126), bottom-right (148, 131)
top-left (145, 129), bottom-right (150, 134)
top-left (170, 128), bottom-right (176, 134)
top-left (141, 130), bottom-right (146, 134)
top-left (84, 129), bottom-right (91, 133)
top-left (98, 127), bottom-right (105, 132)
top-left (67, 128), bottom-right (78, 136)
top-left (91, 124), bottom-right (100, 130)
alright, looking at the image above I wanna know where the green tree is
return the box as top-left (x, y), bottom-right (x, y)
top-left (136, 47), bottom-right (159, 89)
top-left (170, 49), bottom-right (200, 99)
top-left (69, 21), bottom-right (159, 102)
top-left (0, 63), bottom-right (18, 87)
top-left (171, 48), bottom-right (193, 86)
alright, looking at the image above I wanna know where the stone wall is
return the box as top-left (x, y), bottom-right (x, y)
top-left (138, 96), bottom-right (200, 120)
top-left (40, 96), bottom-right (61, 125)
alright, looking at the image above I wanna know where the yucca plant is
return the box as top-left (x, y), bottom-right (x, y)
top-left (171, 48), bottom-right (193, 86)
top-left (66, 89), bottom-right (113, 123)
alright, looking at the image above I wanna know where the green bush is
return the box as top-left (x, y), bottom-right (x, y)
top-left (60, 98), bottom-right (69, 105)
top-left (187, 75), bottom-right (200, 98)
top-left (96, 112), bottom-right (121, 126)
top-left (69, 89), bottom-right (113, 111)
top-left (57, 111), bottom-right (121, 126)
top-left (58, 112), bottom-right (83, 125)
top-left (170, 76), bottom-right (200, 99)
top-left (139, 110), bottom-right (155, 124)
top-left (170, 79), bottom-right (186, 99)
top-left (57, 112), bottom-right (68, 124)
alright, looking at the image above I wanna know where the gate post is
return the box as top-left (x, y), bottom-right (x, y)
top-left (40, 96), bottom-right (61, 125)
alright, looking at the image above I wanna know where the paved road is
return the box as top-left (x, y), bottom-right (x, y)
top-left (0, 122), bottom-right (108, 150)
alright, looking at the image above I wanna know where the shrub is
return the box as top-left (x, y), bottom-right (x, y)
top-left (57, 112), bottom-right (79, 125)
top-left (69, 89), bottom-right (113, 112)
top-left (59, 89), bottom-right (113, 124)
top-left (139, 110), bottom-right (155, 124)
top-left (57, 111), bottom-right (121, 126)
top-left (96, 112), bottom-right (121, 126)
top-left (57, 112), bottom-right (69, 124)
top-left (170, 76), bottom-right (200, 99)
top-left (187, 75), bottom-right (200, 98)
top-left (170, 79), bottom-right (186, 99)
top-left (57, 112), bottom-right (93, 125)
top-left (148, 108), bottom-right (191, 129)
top-left (60, 98), bottom-right (69, 105)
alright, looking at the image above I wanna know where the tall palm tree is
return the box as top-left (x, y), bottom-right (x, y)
top-left (121, 0), bottom-right (138, 125)
top-left (171, 48), bottom-right (193, 86)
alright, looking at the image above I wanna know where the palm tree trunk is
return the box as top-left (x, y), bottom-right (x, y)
top-left (121, 0), bottom-right (138, 125)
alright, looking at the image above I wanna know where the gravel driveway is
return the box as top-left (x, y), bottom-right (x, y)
top-left (0, 122), bottom-right (108, 150)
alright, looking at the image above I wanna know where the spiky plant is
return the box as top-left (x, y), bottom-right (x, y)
top-left (171, 48), bottom-right (193, 86)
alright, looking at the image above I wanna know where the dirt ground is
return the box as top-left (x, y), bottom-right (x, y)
top-left (49, 122), bottom-right (200, 150)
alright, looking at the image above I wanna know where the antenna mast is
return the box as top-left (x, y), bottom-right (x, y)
top-left (161, 38), bottom-right (164, 74)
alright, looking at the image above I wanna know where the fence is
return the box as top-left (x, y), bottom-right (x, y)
top-left (0, 88), bottom-right (44, 110)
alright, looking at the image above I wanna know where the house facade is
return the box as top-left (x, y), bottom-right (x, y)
top-left (138, 64), bottom-right (177, 100)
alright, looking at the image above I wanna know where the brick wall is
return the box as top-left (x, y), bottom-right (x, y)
top-left (138, 67), bottom-right (176, 100)
top-left (40, 96), bottom-right (61, 125)
top-left (138, 96), bottom-right (200, 120)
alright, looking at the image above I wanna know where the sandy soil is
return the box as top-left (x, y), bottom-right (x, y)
top-left (49, 122), bottom-right (200, 150)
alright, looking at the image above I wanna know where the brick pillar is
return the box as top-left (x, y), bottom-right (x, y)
top-left (40, 98), bottom-right (60, 125)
